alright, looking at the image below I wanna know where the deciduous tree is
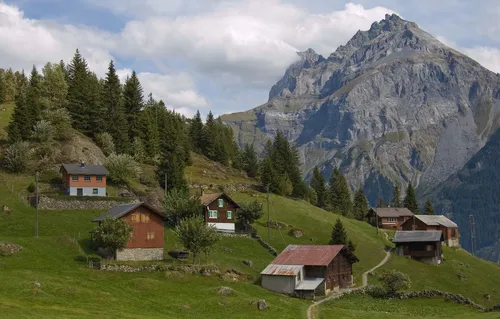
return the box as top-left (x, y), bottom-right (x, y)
top-left (174, 216), bottom-right (220, 264)
top-left (93, 218), bottom-right (133, 260)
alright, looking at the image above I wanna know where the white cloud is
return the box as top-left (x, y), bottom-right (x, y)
top-left (117, 1), bottom-right (396, 87)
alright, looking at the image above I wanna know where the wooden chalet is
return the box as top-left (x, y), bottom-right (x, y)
top-left (60, 162), bottom-right (109, 197)
top-left (401, 215), bottom-right (459, 247)
top-left (366, 207), bottom-right (414, 230)
top-left (392, 230), bottom-right (444, 265)
top-left (260, 245), bottom-right (359, 298)
top-left (199, 192), bottom-right (240, 233)
top-left (91, 202), bottom-right (164, 261)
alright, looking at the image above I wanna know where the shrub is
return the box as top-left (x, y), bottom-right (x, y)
top-left (173, 216), bottom-right (220, 264)
top-left (96, 132), bottom-right (115, 156)
top-left (104, 153), bottom-right (141, 183)
top-left (31, 120), bottom-right (55, 143)
top-left (365, 285), bottom-right (388, 298)
top-left (132, 137), bottom-right (145, 163)
top-left (93, 218), bottom-right (133, 260)
top-left (3, 141), bottom-right (31, 172)
top-left (41, 108), bottom-right (72, 140)
top-left (237, 200), bottom-right (264, 230)
top-left (379, 269), bottom-right (411, 296)
top-left (27, 182), bottom-right (36, 193)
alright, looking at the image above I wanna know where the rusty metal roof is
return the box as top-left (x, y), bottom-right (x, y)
top-left (368, 207), bottom-right (414, 218)
top-left (260, 264), bottom-right (303, 276)
top-left (272, 245), bottom-right (349, 266)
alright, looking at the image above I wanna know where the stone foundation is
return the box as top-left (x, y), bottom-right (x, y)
top-left (445, 238), bottom-right (460, 247)
top-left (116, 248), bottom-right (164, 261)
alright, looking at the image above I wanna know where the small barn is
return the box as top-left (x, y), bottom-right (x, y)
top-left (392, 230), bottom-right (444, 265)
top-left (92, 202), bottom-right (164, 261)
top-left (401, 215), bottom-right (459, 247)
top-left (199, 192), bottom-right (240, 233)
top-left (260, 245), bottom-right (359, 298)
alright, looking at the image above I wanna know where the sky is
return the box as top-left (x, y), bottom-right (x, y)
top-left (1, 0), bottom-right (499, 118)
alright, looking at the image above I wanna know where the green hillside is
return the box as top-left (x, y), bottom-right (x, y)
top-left (0, 101), bottom-right (14, 142)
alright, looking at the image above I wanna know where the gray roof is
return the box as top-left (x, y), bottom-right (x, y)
top-left (295, 278), bottom-right (325, 291)
top-left (414, 215), bottom-right (458, 228)
top-left (392, 230), bottom-right (443, 243)
top-left (92, 202), bottom-right (162, 222)
top-left (61, 163), bottom-right (109, 175)
top-left (369, 207), bottom-right (414, 218)
top-left (260, 264), bottom-right (303, 276)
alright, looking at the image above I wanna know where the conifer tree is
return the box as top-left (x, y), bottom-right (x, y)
top-left (391, 183), bottom-right (402, 207)
top-left (0, 69), bottom-right (6, 104)
top-left (67, 49), bottom-right (91, 133)
top-left (7, 90), bottom-right (28, 142)
top-left (87, 72), bottom-right (107, 137)
top-left (260, 140), bottom-right (277, 191)
top-left (123, 71), bottom-right (143, 144)
top-left (41, 62), bottom-right (68, 109)
top-left (329, 168), bottom-right (353, 217)
top-left (202, 111), bottom-right (216, 159)
top-left (25, 66), bottom-right (43, 132)
top-left (4, 68), bottom-right (17, 102)
top-left (353, 188), bottom-right (369, 221)
top-left (139, 96), bottom-right (160, 160)
top-left (329, 218), bottom-right (348, 245)
top-left (189, 110), bottom-right (204, 153)
top-left (347, 240), bottom-right (356, 253)
top-left (59, 60), bottom-right (69, 83)
top-left (242, 143), bottom-right (259, 178)
top-left (310, 166), bottom-right (327, 208)
top-left (15, 70), bottom-right (29, 93)
top-left (288, 145), bottom-right (306, 198)
top-left (102, 60), bottom-right (128, 153)
top-left (424, 199), bottom-right (435, 215)
top-left (403, 183), bottom-right (419, 214)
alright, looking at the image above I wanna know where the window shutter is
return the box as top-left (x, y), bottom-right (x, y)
top-left (217, 211), bottom-right (220, 219)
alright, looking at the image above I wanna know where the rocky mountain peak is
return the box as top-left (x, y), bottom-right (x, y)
top-left (297, 48), bottom-right (325, 64)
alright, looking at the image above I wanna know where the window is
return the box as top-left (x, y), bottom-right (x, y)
top-left (226, 211), bottom-right (233, 219)
top-left (131, 213), bottom-right (140, 223)
top-left (147, 232), bottom-right (155, 240)
top-left (92, 188), bottom-right (98, 195)
top-left (72, 175), bottom-right (79, 181)
top-left (141, 213), bottom-right (150, 223)
top-left (218, 199), bottom-right (224, 207)
top-left (451, 229), bottom-right (457, 238)
top-left (208, 210), bottom-right (218, 219)
top-left (387, 217), bottom-right (397, 222)
top-left (84, 175), bottom-right (91, 182)
top-left (96, 176), bottom-right (103, 182)
top-left (297, 271), bottom-right (302, 282)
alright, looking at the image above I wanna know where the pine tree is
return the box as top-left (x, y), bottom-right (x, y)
top-left (7, 90), bottom-right (28, 142)
top-left (189, 110), bottom-right (204, 153)
top-left (347, 240), bottom-right (356, 253)
top-left (0, 69), bottom-right (6, 104)
top-left (260, 140), bottom-right (277, 191)
top-left (424, 199), bottom-right (435, 215)
top-left (15, 70), bottom-right (29, 94)
top-left (403, 183), bottom-right (419, 214)
top-left (67, 49), bottom-right (91, 133)
top-left (329, 168), bottom-right (353, 217)
top-left (41, 62), bottom-right (68, 109)
top-left (87, 72), bottom-right (107, 137)
top-left (288, 145), bottom-right (306, 198)
top-left (103, 60), bottom-right (128, 153)
top-left (3, 68), bottom-right (17, 102)
top-left (59, 60), bottom-right (69, 83)
top-left (310, 166), bottom-right (327, 208)
top-left (391, 183), bottom-right (402, 207)
top-left (329, 218), bottom-right (348, 245)
top-left (377, 197), bottom-right (385, 208)
top-left (242, 143), bottom-right (259, 177)
top-left (202, 111), bottom-right (216, 159)
top-left (353, 188), bottom-right (369, 221)
top-left (25, 66), bottom-right (43, 133)
top-left (139, 97), bottom-right (160, 160)
top-left (123, 71), bottom-right (143, 144)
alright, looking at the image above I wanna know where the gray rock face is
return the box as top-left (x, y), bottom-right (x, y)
top-left (222, 14), bottom-right (500, 204)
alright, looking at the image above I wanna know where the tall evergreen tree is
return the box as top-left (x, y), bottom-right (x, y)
top-left (123, 71), bottom-right (144, 144)
top-left (59, 60), bottom-right (69, 83)
top-left (102, 60), bottom-right (128, 153)
top-left (139, 97), bottom-right (160, 160)
top-left (7, 90), bottom-right (28, 142)
top-left (15, 70), bottom-right (29, 93)
top-left (260, 140), bottom-right (277, 191)
top-left (189, 110), bottom-right (204, 153)
top-left (0, 69), bottom-right (6, 104)
top-left (391, 183), bottom-right (402, 207)
top-left (403, 183), bottom-right (419, 214)
top-left (329, 218), bottom-right (348, 245)
top-left (242, 143), bottom-right (259, 178)
top-left (329, 168), bottom-right (353, 217)
top-left (41, 62), bottom-right (68, 109)
top-left (25, 66), bottom-right (43, 132)
top-left (67, 49), bottom-right (91, 133)
top-left (288, 145), bottom-right (306, 198)
top-left (424, 199), bottom-right (435, 215)
top-left (3, 68), bottom-right (17, 102)
top-left (310, 166), bottom-right (327, 208)
top-left (87, 72), bottom-right (107, 137)
top-left (353, 188), bottom-right (369, 221)
top-left (202, 111), bottom-right (216, 159)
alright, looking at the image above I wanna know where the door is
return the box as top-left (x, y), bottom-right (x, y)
top-left (77, 188), bottom-right (83, 196)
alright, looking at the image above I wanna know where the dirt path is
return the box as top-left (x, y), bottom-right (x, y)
top-left (306, 249), bottom-right (391, 319)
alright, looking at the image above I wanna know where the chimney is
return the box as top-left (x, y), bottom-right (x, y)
top-left (80, 161), bottom-right (85, 167)
top-left (200, 187), bottom-right (204, 197)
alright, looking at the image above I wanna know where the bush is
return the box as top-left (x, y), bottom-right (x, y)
top-left (96, 132), bottom-right (115, 156)
top-left (164, 189), bottom-right (203, 225)
top-left (27, 182), bottom-right (36, 193)
top-left (31, 120), bottom-right (55, 143)
top-left (104, 153), bottom-right (141, 183)
top-left (379, 269), bottom-right (411, 296)
top-left (41, 108), bottom-right (72, 140)
top-left (93, 218), bottom-right (133, 260)
top-left (3, 141), bottom-right (31, 172)
top-left (365, 285), bottom-right (388, 298)
top-left (237, 200), bottom-right (264, 230)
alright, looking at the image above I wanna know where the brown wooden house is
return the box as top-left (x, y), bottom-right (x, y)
top-left (92, 202), bottom-right (164, 261)
top-left (392, 230), bottom-right (444, 265)
top-left (366, 207), bottom-right (414, 230)
top-left (260, 245), bottom-right (359, 298)
top-left (401, 215), bottom-right (460, 247)
top-left (199, 192), bottom-right (240, 233)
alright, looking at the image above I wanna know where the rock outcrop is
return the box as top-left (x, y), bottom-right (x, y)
top-left (222, 14), bottom-right (500, 205)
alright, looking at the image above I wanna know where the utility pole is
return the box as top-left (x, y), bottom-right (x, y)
top-left (35, 171), bottom-right (39, 238)
top-left (469, 214), bottom-right (476, 256)
top-left (267, 184), bottom-right (270, 243)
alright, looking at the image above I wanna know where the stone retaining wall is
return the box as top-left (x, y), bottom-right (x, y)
top-left (34, 195), bottom-right (138, 210)
top-left (99, 263), bottom-right (220, 275)
top-left (116, 248), bottom-right (164, 261)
